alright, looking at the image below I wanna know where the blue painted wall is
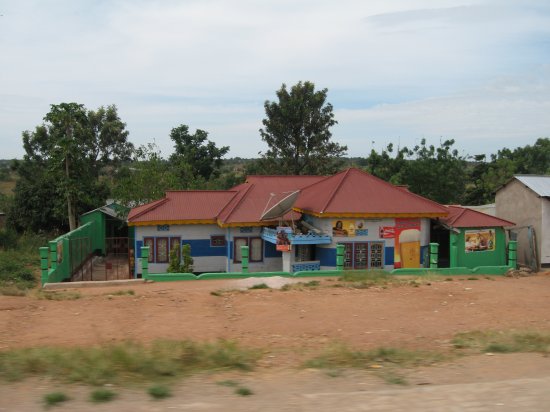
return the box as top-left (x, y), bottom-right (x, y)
top-left (384, 247), bottom-right (394, 265)
top-left (317, 247), bottom-right (336, 266)
top-left (182, 239), bottom-right (227, 257)
top-left (265, 242), bottom-right (282, 258)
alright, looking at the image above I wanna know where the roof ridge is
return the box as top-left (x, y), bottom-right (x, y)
top-left (130, 197), bottom-right (169, 221)
top-left (166, 190), bottom-right (238, 193)
top-left (321, 168), bottom-right (352, 213)
top-left (217, 183), bottom-right (254, 223)
top-left (450, 206), bottom-right (467, 226)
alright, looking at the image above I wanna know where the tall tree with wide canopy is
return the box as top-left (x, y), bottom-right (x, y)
top-left (12, 103), bottom-right (132, 232)
top-left (169, 124), bottom-right (229, 187)
top-left (258, 81), bottom-right (347, 175)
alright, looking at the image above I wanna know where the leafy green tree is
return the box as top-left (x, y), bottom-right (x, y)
top-left (258, 81), bottom-right (347, 175)
top-left (111, 143), bottom-right (180, 208)
top-left (12, 103), bottom-right (132, 232)
top-left (169, 124), bottom-right (229, 186)
top-left (464, 137), bottom-right (550, 204)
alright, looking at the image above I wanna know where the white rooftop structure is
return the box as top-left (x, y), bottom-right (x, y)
top-left (515, 175), bottom-right (550, 197)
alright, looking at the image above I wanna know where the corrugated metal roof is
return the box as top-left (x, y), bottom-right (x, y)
top-left (294, 168), bottom-right (449, 216)
top-left (440, 205), bottom-right (514, 228)
top-left (515, 175), bottom-right (550, 197)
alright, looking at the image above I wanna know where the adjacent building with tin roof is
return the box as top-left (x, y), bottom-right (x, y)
top-left (496, 175), bottom-right (550, 269)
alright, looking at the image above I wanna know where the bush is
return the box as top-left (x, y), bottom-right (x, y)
top-left (89, 388), bottom-right (116, 403)
top-left (0, 228), bottom-right (17, 250)
top-left (43, 391), bottom-right (69, 406)
top-left (148, 384), bottom-right (172, 399)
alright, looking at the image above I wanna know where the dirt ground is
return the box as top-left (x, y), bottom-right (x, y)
top-left (1, 273), bottom-right (550, 411)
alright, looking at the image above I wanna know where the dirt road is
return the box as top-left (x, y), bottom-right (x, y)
top-left (1, 273), bottom-right (550, 411)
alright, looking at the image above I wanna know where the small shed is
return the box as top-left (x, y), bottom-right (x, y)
top-left (433, 206), bottom-right (514, 268)
top-left (79, 203), bottom-right (131, 256)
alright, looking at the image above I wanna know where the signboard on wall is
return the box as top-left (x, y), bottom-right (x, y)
top-left (465, 229), bottom-right (495, 253)
top-left (332, 220), bottom-right (369, 236)
top-left (276, 227), bottom-right (291, 252)
top-left (378, 218), bottom-right (421, 268)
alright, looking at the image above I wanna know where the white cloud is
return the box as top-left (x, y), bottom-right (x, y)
top-left (0, 0), bottom-right (549, 158)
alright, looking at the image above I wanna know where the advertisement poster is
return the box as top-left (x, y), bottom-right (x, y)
top-left (465, 229), bottom-right (495, 252)
top-left (332, 220), bottom-right (369, 236)
top-left (276, 227), bottom-right (292, 252)
top-left (379, 218), bottom-right (421, 268)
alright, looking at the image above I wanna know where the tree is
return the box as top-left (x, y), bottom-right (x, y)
top-left (464, 137), bottom-right (550, 204)
top-left (13, 103), bottom-right (132, 232)
top-left (364, 139), bottom-right (467, 204)
top-left (111, 143), bottom-right (180, 208)
top-left (169, 124), bottom-right (229, 187)
top-left (258, 81), bottom-right (347, 175)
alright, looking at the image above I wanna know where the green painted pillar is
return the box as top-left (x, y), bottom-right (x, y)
top-left (39, 247), bottom-right (49, 286)
top-left (508, 240), bottom-right (517, 269)
top-left (449, 232), bottom-right (458, 268)
top-left (241, 245), bottom-right (249, 273)
top-left (429, 243), bottom-right (439, 269)
top-left (141, 246), bottom-right (150, 278)
top-left (49, 241), bottom-right (57, 270)
top-left (336, 244), bottom-right (345, 271)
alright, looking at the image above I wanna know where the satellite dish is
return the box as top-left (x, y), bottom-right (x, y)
top-left (260, 190), bottom-right (300, 221)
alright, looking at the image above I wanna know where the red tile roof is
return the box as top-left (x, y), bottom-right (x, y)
top-left (294, 168), bottom-right (448, 216)
top-left (440, 205), bottom-right (514, 228)
top-left (128, 191), bottom-right (237, 224)
top-left (128, 168), bottom-right (452, 225)
top-left (217, 175), bottom-right (325, 225)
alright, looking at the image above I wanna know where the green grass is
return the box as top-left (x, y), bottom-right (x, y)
top-left (148, 384), bottom-right (172, 399)
top-left (0, 233), bottom-right (46, 294)
top-left (89, 388), bottom-right (116, 403)
top-left (107, 289), bottom-right (135, 296)
top-left (43, 391), bottom-right (69, 407)
top-left (235, 386), bottom-right (254, 396)
top-left (217, 379), bottom-right (239, 387)
top-left (0, 340), bottom-right (262, 385)
top-left (248, 283), bottom-right (270, 290)
top-left (281, 280), bottom-right (321, 291)
top-left (304, 344), bottom-right (444, 386)
top-left (452, 330), bottom-right (550, 354)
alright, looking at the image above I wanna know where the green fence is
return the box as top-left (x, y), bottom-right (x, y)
top-left (40, 222), bottom-right (95, 285)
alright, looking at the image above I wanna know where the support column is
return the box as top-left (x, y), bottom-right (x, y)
top-left (49, 241), bottom-right (58, 270)
top-left (141, 246), bottom-right (150, 278)
top-left (241, 245), bottom-right (249, 273)
top-left (336, 244), bottom-right (344, 271)
top-left (429, 243), bottom-right (439, 269)
top-left (508, 240), bottom-right (517, 269)
top-left (39, 247), bottom-right (49, 286)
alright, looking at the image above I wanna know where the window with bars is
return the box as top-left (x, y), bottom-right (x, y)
top-left (342, 242), bottom-right (384, 269)
top-left (233, 237), bottom-right (263, 263)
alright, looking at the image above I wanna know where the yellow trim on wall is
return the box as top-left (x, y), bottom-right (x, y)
top-left (293, 208), bottom-right (447, 219)
top-left (216, 220), bottom-right (272, 228)
top-left (128, 219), bottom-right (217, 227)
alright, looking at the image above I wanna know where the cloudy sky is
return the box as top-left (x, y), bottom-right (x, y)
top-left (1, 0), bottom-right (549, 159)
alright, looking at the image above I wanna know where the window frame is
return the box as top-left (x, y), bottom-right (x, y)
top-left (155, 237), bottom-right (169, 263)
top-left (210, 235), bottom-right (227, 248)
top-left (233, 237), bottom-right (248, 263)
top-left (143, 237), bottom-right (155, 263)
top-left (249, 237), bottom-right (264, 263)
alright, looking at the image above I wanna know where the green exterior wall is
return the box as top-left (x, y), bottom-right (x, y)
top-left (450, 227), bottom-right (507, 268)
top-left (80, 210), bottom-right (106, 255)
